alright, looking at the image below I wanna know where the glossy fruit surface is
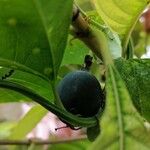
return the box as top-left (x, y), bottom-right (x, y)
top-left (57, 70), bottom-right (104, 117)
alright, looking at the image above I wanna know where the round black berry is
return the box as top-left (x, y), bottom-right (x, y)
top-left (57, 70), bottom-right (104, 117)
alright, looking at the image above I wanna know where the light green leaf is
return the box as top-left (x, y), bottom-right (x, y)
top-left (0, 0), bottom-right (73, 80)
top-left (89, 65), bottom-right (150, 150)
top-left (8, 105), bottom-right (48, 140)
top-left (0, 122), bottom-right (16, 139)
top-left (87, 11), bottom-right (122, 58)
top-left (92, 0), bottom-right (149, 54)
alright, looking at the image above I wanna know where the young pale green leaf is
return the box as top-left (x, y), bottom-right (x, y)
top-left (88, 65), bottom-right (150, 150)
top-left (0, 68), bottom-right (54, 103)
top-left (8, 105), bottom-right (48, 140)
top-left (0, 0), bottom-right (73, 80)
top-left (87, 11), bottom-right (122, 58)
top-left (92, 0), bottom-right (150, 55)
top-left (115, 58), bottom-right (150, 122)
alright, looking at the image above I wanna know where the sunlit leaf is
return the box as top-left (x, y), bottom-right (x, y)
top-left (87, 11), bottom-right (122, 58)
top-left (8, 105), bottom-right (48, 140)
top-left (92, 0), bottom-right (149, 54)
top-left (0, 122), bottom-right (16, 139)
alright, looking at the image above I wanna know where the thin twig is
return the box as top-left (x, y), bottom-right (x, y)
top-left (0, 136), bottom-right (87, 145)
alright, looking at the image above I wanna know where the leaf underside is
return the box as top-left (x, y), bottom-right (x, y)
top-left (89, 65), bottom-right (150, 150)
top-left (115, 58), bottom-right (150, 122)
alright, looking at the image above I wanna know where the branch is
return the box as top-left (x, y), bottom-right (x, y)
top-left (71, 4), bottom-right (113, 65)
top-left (71, 4), bottom-right (103, 60)
top-left (0, 136), bottom-right (86, 145)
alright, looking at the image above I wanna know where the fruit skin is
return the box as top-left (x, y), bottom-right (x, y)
top-left (57, 70), bottom-right (104, 117)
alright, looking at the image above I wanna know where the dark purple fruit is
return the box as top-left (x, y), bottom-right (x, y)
top-left (57, 70), bottom-right (104, 117)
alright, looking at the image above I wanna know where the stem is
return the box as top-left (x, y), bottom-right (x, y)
top-left (122, 6), bottom-right (148, 58)
top-left (126, 37), bottom-right (134, 59)
top-left (0, 136), bottom-right (86, 145)
top-left (72, 5), bottom-right (103, 60)
top-left (71, 5), bottom-right (113, 66)
top-left (0, 80), bottom-right (97, 127)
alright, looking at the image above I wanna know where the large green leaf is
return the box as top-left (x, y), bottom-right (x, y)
top-left (115, 58), bottom-right (150, 122)
top-left (0, 67), bottom-right (54, 102)
top-left (92, 0), bottom-right (149, 54)
top-left (89, 65), bottom-right (150, 150)
top-left (0, 0), bottom-right (73, 80)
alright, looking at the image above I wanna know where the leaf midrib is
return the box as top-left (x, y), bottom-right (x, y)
top-left (0, 58), bottom-right (49, 82)
top-left (109, 65), bottom-right (124, 150)
top-left (32, 0), bottom-right (55, 80)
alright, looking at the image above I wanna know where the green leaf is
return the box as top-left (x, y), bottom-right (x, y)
top-left (8, 105), bottom-right (48, 140)
top-left (47, 139), bottom-right (90, 150)
top-left (87, 123), bottom-right (100, 142)
top-left (89, 65), bottom-right (150, 150)
top-left (132, 21), bottom-right (146, 58)
top-left (87, 11), bottom-right (122, 58)
top-left (61, 36), bottom-right (90, 66)
top-left (115, 58), bottom-right (150, 122)
top-left (0, 0), bottom-right (73, 80)
top-left (92, 0), bottom-right (150, 55)
top-left (0, 122), bottom-right (16, 139)
top-left (0, 79), bottom-right (98, 128)
top-left (0, 68), bottom-right (54, 103)
top-left (0, 88), bottom-right (28, 102)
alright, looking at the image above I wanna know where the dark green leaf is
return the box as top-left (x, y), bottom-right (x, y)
top-left (0, 0), bottom-right (73, 80)
top-left (61, 36), bottom-right (90, 66)
top-left (89, 65), bottom-right (150, 150)
top-left (87, 123), bottom-right (100, 142)
top-left (115, 58), bottom-right (150, 121)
